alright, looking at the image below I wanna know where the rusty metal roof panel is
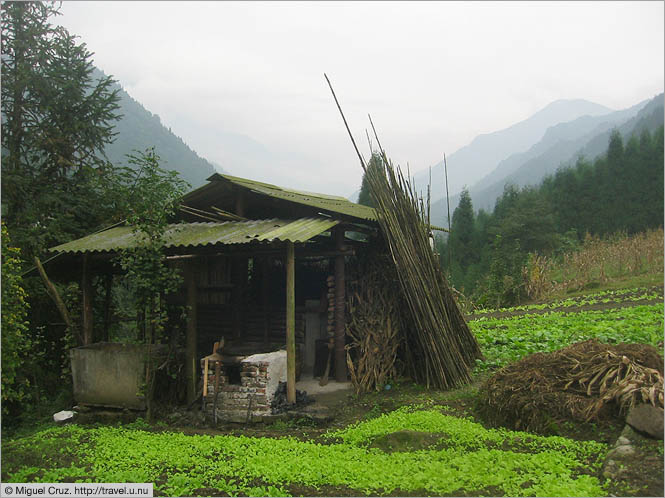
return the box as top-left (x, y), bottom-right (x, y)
top-left (50, 218), bottom-right (340, 254)
top-left (206, 173), bottom-right (378, 222)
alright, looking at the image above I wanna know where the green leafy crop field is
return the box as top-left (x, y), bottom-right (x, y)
top-left (471, 304), bottom-right (663, 371)
top-left (2, 407), bottom-right (607, 497)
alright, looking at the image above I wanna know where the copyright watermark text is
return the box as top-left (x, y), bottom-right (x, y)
top-left (1, 483), bottom-right (153, 497)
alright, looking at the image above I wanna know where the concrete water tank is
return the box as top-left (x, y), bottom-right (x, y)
top-left (70, 342), bottom-right (166, 410)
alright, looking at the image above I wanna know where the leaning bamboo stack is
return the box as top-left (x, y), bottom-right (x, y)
top-left (364, 152), bottom-right (483, 389)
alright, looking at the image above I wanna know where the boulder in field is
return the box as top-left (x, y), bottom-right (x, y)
top-left (626, 403), bottom-right (664, 439)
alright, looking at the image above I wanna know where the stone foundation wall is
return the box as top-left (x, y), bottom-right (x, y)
top-left (201, 350), bottom-right (286, 423)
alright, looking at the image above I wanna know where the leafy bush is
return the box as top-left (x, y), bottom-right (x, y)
top-left (1, 222), bottom-right (31, 414)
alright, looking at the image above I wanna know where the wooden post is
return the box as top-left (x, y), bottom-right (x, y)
top-left (231, 257), bottom-right (248, 339)
top-left (185, 261), bottom-right (198, 406)
top-left (81, 254), bottom-right (94, 345)
top-left (285, 241), bottom-right (296, 404)
top-left (334, 226), bottom-right (347, 382)
top-left (102, 275), bottom-right (112, 342)
top-left (261, 256), bottom-right (270, 347)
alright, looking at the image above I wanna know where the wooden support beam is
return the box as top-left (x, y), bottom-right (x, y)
top-left (81, 254), bottom-right (94, 345)
top-left (285, 241), bottom-right (296, 404)
top-left (231, 256), bottom-right (248, 339)
top-left (185, 261), bottom-right (198, 406)
top-left (261, 256), bottom-right (271, 347)
top-left (163, 247), bottom-right (356, 260)
top-left (334, 227), bottom-right (347, 382)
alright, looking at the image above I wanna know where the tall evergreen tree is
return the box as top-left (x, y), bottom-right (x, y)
top-left (448, 188), bottom-right (476, 289)
top-left (357, 153), bottom-right (382, 208)
top-left (1, 1), bottom-right (121, 258)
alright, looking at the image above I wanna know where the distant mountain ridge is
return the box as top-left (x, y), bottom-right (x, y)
top-left (430, 93), bottom-right (663, 226)
top-left (412, 99), bottom-right (614, 204)
top-left (96, 68), bottom-right (218, 189)
top-left (467, 100), bottom-right (647, 198)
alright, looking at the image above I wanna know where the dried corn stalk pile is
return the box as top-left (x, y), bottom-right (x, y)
top-left (364, 153), bottom-right (483, 389)
top-left (345, 250), bottom-right (403, 393)
top-left (479, 339), bottom-right (664, 432)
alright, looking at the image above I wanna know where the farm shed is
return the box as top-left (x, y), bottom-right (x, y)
top-left (48, 173), bottom-right (380, 419)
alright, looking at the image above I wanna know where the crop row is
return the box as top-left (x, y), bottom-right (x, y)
top-left (471, 304), bottom-right (663, 371)
top-left (2, 407), bottom-right (608, 497)
top-left (469, 287), bottom-right (662, 315)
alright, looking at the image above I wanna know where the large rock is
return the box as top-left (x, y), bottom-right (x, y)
top-left (626, 403), bottom-right (664, 439)
top-left (53, 410), bottom-right (77, 423)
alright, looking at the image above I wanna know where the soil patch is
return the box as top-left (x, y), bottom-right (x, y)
top-left (368, 430), bottom-right (444, 453)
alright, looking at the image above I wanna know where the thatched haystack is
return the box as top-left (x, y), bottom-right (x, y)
top-left (478, 339), bottom-right (664, 432)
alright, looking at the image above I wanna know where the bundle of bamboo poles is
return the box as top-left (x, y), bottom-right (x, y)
top-left (363, 152), bottom-right (483, 389)
top-left (323, 73), bottom-right (481, 389)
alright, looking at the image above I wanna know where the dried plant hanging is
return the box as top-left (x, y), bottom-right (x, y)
top-left (345, 245), bottom-right (404, 393)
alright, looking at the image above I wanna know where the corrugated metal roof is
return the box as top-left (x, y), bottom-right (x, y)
top-left (207, 173), bottom-right (378, 222)
top-left (50, 218), bottom-right (340, 254)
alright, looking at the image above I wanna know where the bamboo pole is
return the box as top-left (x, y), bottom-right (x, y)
top-left (285, 241), bottom-right (296, 403)
top-left (444, 154), bottom-right (452, 272)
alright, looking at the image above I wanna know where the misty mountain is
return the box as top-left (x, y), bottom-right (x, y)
top-left (412, 99), bottom-right (613, 205)
top-left (97, 69), bottom-right (218, 188)
top-left (430, 93), bottom-right (663, 226)
top-left (572, 93), bottom-right (664, 165)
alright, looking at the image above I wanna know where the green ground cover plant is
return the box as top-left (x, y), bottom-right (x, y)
top-left (2, 406), bottom-right (608, 497)
top-left (471, 304), bottom-right (663, 371)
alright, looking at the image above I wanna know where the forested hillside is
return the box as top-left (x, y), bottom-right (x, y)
top-left (97, 68), bottom-right (217, 188)
top-left (437, 125), bottom-right (664, 307)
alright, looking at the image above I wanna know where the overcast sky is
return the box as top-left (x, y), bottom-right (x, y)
top-left (57, 1), bottom-right (664, 197)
